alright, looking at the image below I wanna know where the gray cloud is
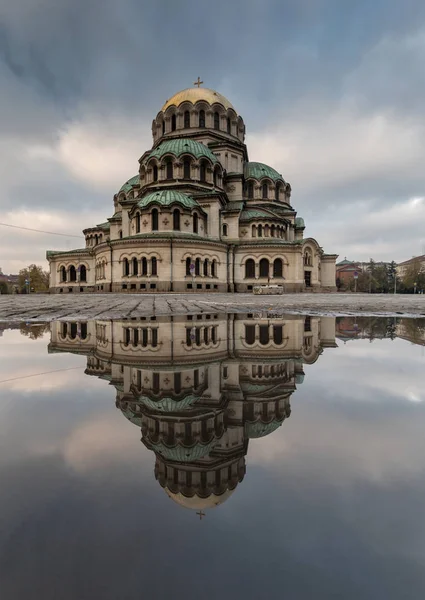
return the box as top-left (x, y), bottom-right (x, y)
top-left (1, 0), bottom-right (425, 270)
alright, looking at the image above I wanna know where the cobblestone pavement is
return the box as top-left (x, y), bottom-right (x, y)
top-left (1, 293), bottom-right (425, 321)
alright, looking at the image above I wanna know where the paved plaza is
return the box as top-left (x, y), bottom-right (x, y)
top-left (0, 293), bottom-right (425, 321)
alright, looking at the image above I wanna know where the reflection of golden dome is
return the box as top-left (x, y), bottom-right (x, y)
top-left (164, 487), bottom-right (235, 510)
top-left (161, 88), bottom-right (235, 113)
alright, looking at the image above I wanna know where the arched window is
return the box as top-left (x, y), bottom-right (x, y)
top-left (142, 257), bottom-right (148, 276)
top-left (183, 159), bottom-right (191, 179)
top-left (195, 257), bottom-right (201, 276)
top-left (273, 258), bottom-right (283, 278)
top-left (135, 213), bottom-right (141, 233)
top-left (273, 326), bottom-right (283, 345)
top-left (173, 209), bottom-right (180, 231)
top-left (222, 223), bottom-right (228, 237)
top-left (60, 266), bottom-right (67, 282)
top-left (171, 114), bottom-right (176, 131)
top-left (265, 225), bottom-right (270, 237)
top-left (245, 259), bottom-right (255, 279)
top-left (227, 117), bottom-right (231, 134)
top-left (162, 121), bottom-right (165, 135)
top-left (213, 169), bottom-right (217, 187)
top-left (275, 184), bottom-right (280, 201)
top-left (252, 225), bottom-right (256, 238)
top-left (259, 325), bottom-right (269, 345)
top-left (258, 224), bottom-right (263, 237)
top-left (151, 256), bottom-right (157, 276)
top-left (199, 110), bottom-right (205, 128)
top-left (193, 213), bottom-right (198, 234)
top-left (70, 323), bottom-right (77, 340)
top-left (245, 325), bottom-right (255, 345)
top-left (80, 265), bottom-right (87, 282)
top-left (119, 230), bottom-right (123, 239)
top-left (186, 257), bottom-right (191, 276)
top-left (211, 260), bottom-right (217, 278)
top-left (259, 258), bottom-right (269, 278)
top-left (214, 112), bottom-right (220, 130)
top-left (248, 182), bottom-right (254, 199)
top-left (69, 266), bottom-right (77, 282)
top-left (123, 258), bottom-right (130, 276)
top-left (271, 225), bottom-right (276, 237)
top-left (200, 162), bottom-right (207, 182)
top-left (166, 160), bottom-right (173, 180)
top-left (262, 183), bottom-right (268, 199)
top-left (152, 208), bottom-right (159, 231)
top-left (203, 259), bottom-right (209, 276)
top-left (94, 234), bottom-right (98, 246)
top-left (132, 257), bottom-right (138, 276)
top-left (153, 164), bottom-right (158, 182)
top-left (174, 372), bottom-right (182, 395)
top-left (184, 111), bottom-right (190, 128)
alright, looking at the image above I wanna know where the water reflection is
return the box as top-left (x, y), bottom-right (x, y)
top-left (48, 314), bottom-right (337, 512)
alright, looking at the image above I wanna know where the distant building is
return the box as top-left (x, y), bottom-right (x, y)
top-left (0, 272), bottom-right (19, 287)
top-left (397, 255), bottom-right (425, 279)
top-left (336, 258), bottom-right (361, 286)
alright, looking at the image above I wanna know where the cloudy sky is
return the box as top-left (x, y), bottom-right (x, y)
top-left (1, 0), bottom-right (425, 274)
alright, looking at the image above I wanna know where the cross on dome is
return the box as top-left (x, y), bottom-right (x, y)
top-left (193, 76), bottom-right (204, 88)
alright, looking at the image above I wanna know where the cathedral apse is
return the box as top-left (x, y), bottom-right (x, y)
top-left (48, 314), bottom-right (336, 513)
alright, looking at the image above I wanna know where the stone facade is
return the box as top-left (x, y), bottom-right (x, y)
top-left (47, 85), bottom-right (337, 293)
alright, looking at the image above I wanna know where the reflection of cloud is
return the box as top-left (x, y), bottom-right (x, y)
top-left (62, 414), bottom-right (144, 473)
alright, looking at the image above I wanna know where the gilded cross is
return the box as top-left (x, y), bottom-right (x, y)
top-left (194, 77), bottom-right (203, 88)
top-left (196, 510), bottom-right (206, 520)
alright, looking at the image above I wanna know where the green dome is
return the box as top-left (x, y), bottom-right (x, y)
top-left (138, 394), bottom-right (201, 413)
top-left (147, 139), bottom-right (218, 164)
top-left (120, 407), bottom-right (143, 427)
top-left (152, 438), bottom-right (218, 462)
top-left (295, 217), bottom-right (305, 228)
top-left (240, 208), bottom-right (282, 221)
top-left (137, 190), bottom-right (200, 210)
top-left (119, 175), bottom-right (139, 193)
top-left (245, 419), bottom-right (283, 439)
top-left (244, 162), bottom-right (284, 182)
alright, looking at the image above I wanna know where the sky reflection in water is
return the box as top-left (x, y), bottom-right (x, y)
top-left (0, 316), bottom-right (425, 600)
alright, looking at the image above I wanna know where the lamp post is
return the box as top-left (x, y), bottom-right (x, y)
top-left (414, 281), bottom-right (417, 294)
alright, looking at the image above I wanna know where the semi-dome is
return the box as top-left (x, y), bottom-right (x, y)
top-left (244, 162), bottom-right (285, 182)
top-left (137, 190), bottom-right (200, 211)
top-left (152, 438), bottom-right (218, 462)
top-left (118, 175), bottom-right (139, 194)
top-left (245, 419), bottom-right (283, 439)
top-left (164, 487), bottom-right (236, 510)
top-left (147, 139), bottom-right (218, 164)
top-left (162, 87), bottom-right (235, 112)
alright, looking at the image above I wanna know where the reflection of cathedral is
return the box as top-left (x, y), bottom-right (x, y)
top-left (49, 314), bottom-right (336, 512)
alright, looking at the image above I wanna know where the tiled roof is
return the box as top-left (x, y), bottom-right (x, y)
top-left (147, 139), bottom-right (218, 163)
top-left (244, 162), bottom-right (285, 182)
top-left (118, 175), bottom-right (139, 194)
top-left (137, 189), bottom-right (200, 210)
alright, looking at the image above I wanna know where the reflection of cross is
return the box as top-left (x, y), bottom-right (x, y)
top-left (194, 77), bottom-right (203, 88)
top-left (196, 510), bottom-right (206, 520)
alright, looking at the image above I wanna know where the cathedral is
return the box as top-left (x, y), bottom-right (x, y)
top-left (49, 313), bottom-right (337, 512)
top-left (47, 81), bottom-right (337, 293)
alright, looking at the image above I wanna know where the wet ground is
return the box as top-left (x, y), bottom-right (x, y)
top-left (1, 292), bottom-right (425, 321)
top-left (0, 314), bottom-right (425, 599)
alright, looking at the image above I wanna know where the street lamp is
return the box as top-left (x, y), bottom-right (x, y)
top-left (414, 281), bottom-right (417, 294)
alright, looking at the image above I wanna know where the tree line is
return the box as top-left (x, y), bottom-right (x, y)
top-left (337, 259), bottom-right (425, 293)
top-left (0, 264), bottom-right (49, 294)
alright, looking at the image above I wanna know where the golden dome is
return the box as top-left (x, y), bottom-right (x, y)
top-left (161, 87), bottom-right (235, 113)
top-left (164, 487), bottom-right (236, 510)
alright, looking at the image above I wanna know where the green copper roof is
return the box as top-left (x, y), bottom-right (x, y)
top-left (245, 419), bottom-right (283, 439)
top-left (120, 407), bottom-right (143, 427)
top-left (119, 175), bottom-right (139, 194)
top-left (147, 139), bottom-right (218, 163)
top-left (244, 162), bottom-right (285, 182)
top-left (137, 189), bottom-right (200, 210)
top-left (240, 208), bottom-right (282, 221)
top-left (96, 221), bottom-right (111, 230)
top-left (137, 394), bottom-right (201, 413)
top-left (152, 438), bottom-right (218, 462)
top-left (295, 217), bottom-right (305, 228)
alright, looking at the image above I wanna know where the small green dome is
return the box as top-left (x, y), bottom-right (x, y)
top-left (138, 394), bottom-right (201, 413)
top-left (295, 217), bottom-right (305, 228)
top-left (147, 139), bottom-right (218, 164)
top-left (119, 175), bottom-right (139, 194)
top-left (137, 190), bottom-right (200, 210)
top-left (245, 419), bottom-right (283, 439)
top-left (244, 162), bottom-right (285, 182)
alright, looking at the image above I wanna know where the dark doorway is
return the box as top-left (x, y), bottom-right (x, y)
top-left (304, 271), bottom-right (312, 287)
